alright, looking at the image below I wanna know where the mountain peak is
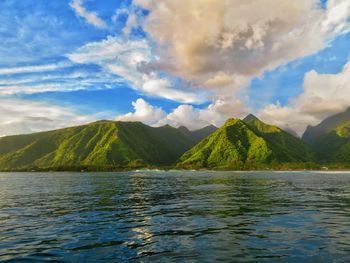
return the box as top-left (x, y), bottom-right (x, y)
top-left (178, 114), bottom-right (314, 169)
top-left (243, 114), bottom-right (259, 123)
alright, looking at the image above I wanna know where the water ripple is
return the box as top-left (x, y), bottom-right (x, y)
top-left (1, 171), bottom-right (350, 262)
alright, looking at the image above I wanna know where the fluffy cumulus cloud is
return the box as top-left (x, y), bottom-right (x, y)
top-left (259, 60), bottom-right (350, 135)
top-left (70, 0), bottom-right (107, 28)
top-left (0, 99), bottom-right (101, 136)
top-left (117, 97), bottom-right (249, 130)
top-left (116, 98), bottom-right (166, 125)
top-left (137, 0), bottom-right (349, 89)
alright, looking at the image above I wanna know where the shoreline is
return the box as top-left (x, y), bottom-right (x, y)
top-left (2, 167), bottom-right (350, 173)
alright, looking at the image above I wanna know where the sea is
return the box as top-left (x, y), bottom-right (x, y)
top-left (1, 171), bottom-right (350, 262)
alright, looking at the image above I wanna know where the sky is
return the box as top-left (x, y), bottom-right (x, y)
top-left (0, 0), bottom-right (349, 136)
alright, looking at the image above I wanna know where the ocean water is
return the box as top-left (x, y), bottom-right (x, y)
top-left (1, 171), bottom-right (350, 262)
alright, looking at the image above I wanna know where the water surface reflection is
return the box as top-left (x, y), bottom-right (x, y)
top-left (1, 171), bottom-right (350, 262)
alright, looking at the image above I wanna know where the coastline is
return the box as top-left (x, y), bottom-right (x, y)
top-left (2, 164), bottom-right (350, 173)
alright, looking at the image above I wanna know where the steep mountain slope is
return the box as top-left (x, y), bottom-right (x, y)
top-left (178, 125), bottom-right (218, 144)
top-left (178, 117), bottom-right (314, 169)
top-left (0, 121), bottom-right (194, 170)
top-left (302, 107), bottom-right (350, 144)
top-left (313, 119), bottom-right (350, 163)
top-left (243, 114), bottom-right (314, 162)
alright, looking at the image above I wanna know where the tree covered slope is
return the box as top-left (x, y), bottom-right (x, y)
top-left (300, 107), bottom-right (350, 164)
top-left (0, 121), bottom-right (196, 170)
top-left (243, 114), bottom-right (314, 162)
top-left (302, 107), bottom-right (350, 144)
top-left (313, 120), bottom-right (350, 163)
top-left (177, 116), bottom-right (314, 169)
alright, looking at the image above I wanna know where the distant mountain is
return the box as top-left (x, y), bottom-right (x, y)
top-left (178, 125), bottom-right (218, 144)
top-left (0, 121), bottom-right (198, 171)
top-left (312, 119), bottom-right (350, 163)
top-left (302, 107), bottom-right (350, 144)
top-left (177, 116), bottom-right (314, 169)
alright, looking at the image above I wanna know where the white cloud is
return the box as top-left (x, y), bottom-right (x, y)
top-left (116, 98), bottom-right (166, 125)
top-left (68, 36), bottom-right (206, 103)
top-left (259, 60), bottom-right (350, 135)
top-left (0, 63), bottom-right (69, 75)
top-left (0, 99), bottom-right (102, 136)
top-left (322, 0), bottom-right (350, 36)
top-left (70, 0), bottom-right (107, 28)
top-left (117, 97), bottom-right (249, 130)
top-left (0, 68), bottom-right (125, 95)
top-left (156, 105), bottom-right (209, 130)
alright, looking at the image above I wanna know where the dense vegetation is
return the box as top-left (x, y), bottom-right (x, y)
top-left (177, 117), bottom-right (315, 169)
top-left (303, 107), bottom-right (350, 144)
top-left (312, 120), bottom-right (350, 163)
top-left (300, 107), bottom-right (350, 166)
top-left (0, 121), bottom-right (214, 171)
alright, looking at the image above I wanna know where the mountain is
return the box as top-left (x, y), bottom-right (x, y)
top-left (302, 107), bottom-right (350, 144)
top-left (243, 114), bottom-right (313, 161)
top-left (177, 116), bottom-right (314, 169)
top-left (0, 121), bottom-right (198, 171)
top-left (312, 119), bottom-right (350, 163)
top-left (178, 125), bottom-right (218, 144)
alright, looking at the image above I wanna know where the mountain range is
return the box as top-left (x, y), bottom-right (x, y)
top-left (1, 108), bottom-right (350, 171)
top-left (178, 115), bottom-right (314, 169)
top-left (0, 121), bottom-right (215, 171)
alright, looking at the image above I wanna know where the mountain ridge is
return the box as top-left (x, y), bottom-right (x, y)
top-left (3, 110), bottom-right (350, 171)
top-left (302, 107), bottom-right (350, 144)
top-left (177, 117), bottom-right (314, 169)
top-left (0, 121), bottom-right (218, 171)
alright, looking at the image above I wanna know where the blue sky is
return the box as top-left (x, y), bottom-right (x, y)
top-left (0, 0), bottom-right (349, 135)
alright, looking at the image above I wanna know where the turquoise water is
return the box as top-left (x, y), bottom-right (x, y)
top-left (1, 171), bottom-right (350, 262)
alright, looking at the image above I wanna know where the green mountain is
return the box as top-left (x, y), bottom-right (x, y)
top-left (302, 107), bottom-right (350, 144)
top-left (0, 121), bottom-right (204, 171)
top-left (299, 107), bottom-right (350, 164)
top-left (312, 119), bottom-right (350, 164)
top-left (177, 116), bottom-right (314, 169)
top-left (243, 114), bottom-right (314, 161)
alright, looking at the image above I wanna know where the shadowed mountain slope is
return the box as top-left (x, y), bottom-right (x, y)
top-left (302, 107), bottom-right (350, 144)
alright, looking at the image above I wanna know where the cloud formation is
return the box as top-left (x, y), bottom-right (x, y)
top-left (116, 98), bottom-right (166, 125)
top-left (137, 0), bottom-right (349, 90)
top-left (117, 97), bottom-right (249, 130)
top-left (119, 0), bottom-right (350, 134)
top-left (70, 0), bottom-right (107, 28)
top-left (0, 63), bottom-right (69, 75)
top-left (116, 58), bottom-right (350, 135)
top-left (0, 99), bottom-right (101, 136)
top-left (69, 36), bottom-right (206, 103)
top-left (259, 60), bottom-right (350, 135)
